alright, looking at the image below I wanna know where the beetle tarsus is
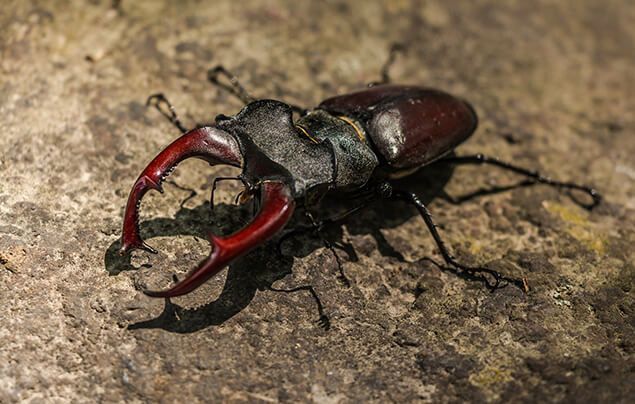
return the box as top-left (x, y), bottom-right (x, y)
top-left (267, 284), bottom-right (330, 330)
top-left (317, 315), bottom-right (331, 330)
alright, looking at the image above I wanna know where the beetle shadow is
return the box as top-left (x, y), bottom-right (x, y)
top-left (104, 160), bottom-right (537, 334)
top-left (127, 243), bottom-right (294, 333)
top-left (104, 202), bottom-right (297, 333)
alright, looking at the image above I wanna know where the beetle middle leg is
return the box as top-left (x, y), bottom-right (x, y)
top-left (305, 212), bottom-right (352, 287)
top-left (280, 211), bottom-right (352, 287)
top-left (381, 183), bottom-right (526, 291)
top-left (442, 154), bottom-right (602, 210)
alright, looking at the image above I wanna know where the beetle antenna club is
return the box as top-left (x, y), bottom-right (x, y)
top-left (208, 64), bottom-right (310, 116)
top-left (146, 93), bottom-right (188, 134)
top-left (207, 65), bottom-right (255, 104)
top-left (123, 45), bottom-right (601, 325)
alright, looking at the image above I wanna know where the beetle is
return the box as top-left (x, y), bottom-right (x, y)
top-left (119, 45), bottom-right (601, 299)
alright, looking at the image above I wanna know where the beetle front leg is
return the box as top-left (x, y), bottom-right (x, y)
top-left (266, 285), bottom-right (330, 330)
top-left (388, 187), bottom-right (527, 291)
top-left (209, 176), bottom-right (245, 211)
top-left (442, 154), bottom-right (602, 210)
top-left (277, 211), bottom-right (353, 287)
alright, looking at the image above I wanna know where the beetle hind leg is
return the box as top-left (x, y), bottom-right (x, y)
top-left (442, 154), bottom-right (602, 210)
top-left (368, 43), bottom-right (406, 87)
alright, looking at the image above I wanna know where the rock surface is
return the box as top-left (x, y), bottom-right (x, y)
top-left (1, 1), bottom-right (633, 402)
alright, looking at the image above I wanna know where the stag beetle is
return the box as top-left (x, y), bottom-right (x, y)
top-left (119, 45), bottom-right (601, 298)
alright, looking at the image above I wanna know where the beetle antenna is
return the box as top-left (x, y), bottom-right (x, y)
top-left (146, 93), bottom-right (188, 134)
top-left (207, 65), bottom-right (255, 104)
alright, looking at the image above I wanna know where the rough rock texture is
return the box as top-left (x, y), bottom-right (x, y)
top-left (1, 1), bottom-right (633, 402)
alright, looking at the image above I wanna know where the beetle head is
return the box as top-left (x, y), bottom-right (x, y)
top-left (119, 126), bottom-right (295, 297)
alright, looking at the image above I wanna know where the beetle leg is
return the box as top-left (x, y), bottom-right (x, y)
top-left (439, 180), bottom-right (536, 205)
top-left (442, 154), bottom-right (602, 210)
top-left (278, 205), bottom-right (372, 288)
top-left (368, 43), bottom-right (406, 87)
top-left (163, 179), bottom-right (197, 208)
top-left (389, 188), bottom-right (526, 291)
top-left (210, 176), bottom-right (244, 211)
top-left (304, 212), bottom-right (351, 287)
top-left (146, 93), bottom-right (188, 134)
top-left (143, 181), bottom-right (295, 297)
top-left (278, 201), bottom-right (371, 250)
top-left (266, 285), bottom-right (330, 330)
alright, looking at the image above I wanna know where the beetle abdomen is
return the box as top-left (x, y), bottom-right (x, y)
top-left (319, 85), bottom-right (478, 169)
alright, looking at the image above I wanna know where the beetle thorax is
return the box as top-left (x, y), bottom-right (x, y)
top-left (296, 110), bottom-right (378, 192)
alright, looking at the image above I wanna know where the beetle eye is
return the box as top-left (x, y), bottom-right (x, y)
top-left (215, 113), bottom-right (231, 122)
